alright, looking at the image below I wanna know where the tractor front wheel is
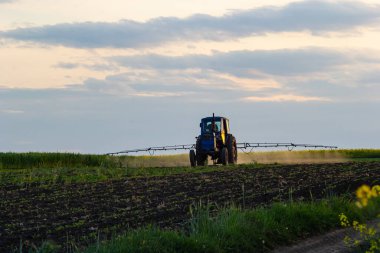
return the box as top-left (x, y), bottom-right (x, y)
top-left (197, 153), bottom-right (208, 166)
top-left (189, 150), bottom-right (196, 167)
top-left (220, 147), bottom-right (228, 165)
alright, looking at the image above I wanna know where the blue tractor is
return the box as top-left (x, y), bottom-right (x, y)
top-left (189, 114), bottom-right (237, 166)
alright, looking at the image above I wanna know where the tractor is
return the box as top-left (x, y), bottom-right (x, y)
top-left (107, 115), bottom-right (337, 165)
top-left (189, 114), bottom-right (237, 166)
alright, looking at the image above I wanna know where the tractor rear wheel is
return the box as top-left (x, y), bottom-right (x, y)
top-left (220, 147), bottom-right (228, 165)
top-left (189, 150), bottom-right (196, 167)
top-left (227, 135), bottom-right (237, 164)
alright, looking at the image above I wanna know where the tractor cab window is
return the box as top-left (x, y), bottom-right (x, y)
top-left (203, 119), bottom-right (221, 133)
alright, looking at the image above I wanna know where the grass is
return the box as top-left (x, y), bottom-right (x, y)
top-left (31, 197), bottom-right (380, 253)
top-left (0, 152), bottom-right (201, 185)
top-left (0, 152), bottom-right (118, 169)
top-left (341, 149), bottom-right (380, 159)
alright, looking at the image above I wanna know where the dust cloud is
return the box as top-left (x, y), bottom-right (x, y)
top-left (118, 154), bottom-right (189, 168)
top-left (116, 150), bottom-right (347, 168)
top-left (237, 150), bottom-right (347, 164)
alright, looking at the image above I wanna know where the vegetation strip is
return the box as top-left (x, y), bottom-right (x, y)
top-left (37, 197), bottom-right (380, 253)
top-left (2, 149), bottom-right (380, 186)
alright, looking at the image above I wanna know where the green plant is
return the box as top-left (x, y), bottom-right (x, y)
top-left (339, 185), bottom-right (380, 253)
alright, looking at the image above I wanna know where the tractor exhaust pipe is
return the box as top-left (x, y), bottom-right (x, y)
top-left (212, 113), bottom-right (215, 133)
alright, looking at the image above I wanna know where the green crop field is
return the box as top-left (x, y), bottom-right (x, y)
top-left (1, 149), bottom-right (380, 186)
top-left (2, 149), bottom-right (380, 170)
top-left (1, 149), bottom-right (380, 252)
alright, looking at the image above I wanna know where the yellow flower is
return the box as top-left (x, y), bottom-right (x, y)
top-left (368, 227), bottom-right (376, 237)
top-left (356, 185), bottom-right (372, 207)
top-left (355, 201), bottom-right (363, 208)
top-left (371, 185), bottom-right (380, 197)
top-left (343, 235), bottom-right (352, 246)
top-left (356, 185), bottom-right (372, 199)
top-left (339, 213), bottom-right (350, 227)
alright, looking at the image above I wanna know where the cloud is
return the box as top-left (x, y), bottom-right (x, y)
top-left (59, 47), bottom-right (380, 103)
top-left (0, 109), bottom-right (24, 114)
top-left (110, 47), bottom-right (380, 102)
top-left (1, 1), bottom-right (379, 48)
top-left (54, 62), bottom-right (79, 69)
top-left (74, 69), bottom-right (280, 100)
top-left (54, 62), bottom-right (118, 71)
top-left (356, 70), bottom-right (380, 85)
top-left (3, 46), bottom-right (374, 104)
top-left (242, 94), bottom-right (331, 103)
top-left (112, 48), bottom-right (348, 76)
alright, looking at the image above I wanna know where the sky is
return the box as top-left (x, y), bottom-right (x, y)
top-left (1, 0), bottom-right (380, 153)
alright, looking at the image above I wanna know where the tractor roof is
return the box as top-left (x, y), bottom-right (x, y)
top-left (201, 116), bottom-right (228, 121)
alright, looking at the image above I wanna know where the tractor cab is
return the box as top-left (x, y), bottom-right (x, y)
top-left (200, 117), bottom-right (230, 135)
top-left (199, 117), bottom-right (230, 149)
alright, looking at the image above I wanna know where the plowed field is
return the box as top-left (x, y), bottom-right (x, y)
top-left (1, 162), bottom-right (380, 252)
